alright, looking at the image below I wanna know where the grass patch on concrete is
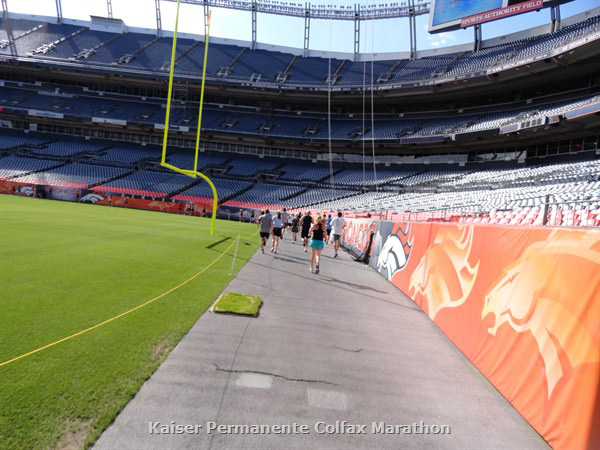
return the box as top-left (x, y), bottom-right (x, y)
top-left (213, 293), bottom-right (262, 316)
top-left (0, 196), bottom-right (258, 449)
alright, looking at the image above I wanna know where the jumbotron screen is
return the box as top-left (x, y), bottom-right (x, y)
top-left (429, 0), bottom-right (574, 33)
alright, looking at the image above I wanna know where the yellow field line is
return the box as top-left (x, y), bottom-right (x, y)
top-left (0, 235), bottom-right (243, 368)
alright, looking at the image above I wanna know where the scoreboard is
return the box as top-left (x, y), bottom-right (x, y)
top-left (429, 0), bottom-right (575, 33)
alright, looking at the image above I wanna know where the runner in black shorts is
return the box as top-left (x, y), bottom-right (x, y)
top-left (271, 212), bottom-right (283, 253)
top-left (300, 211), bottom-right (314, 253)
top-left (257, 209), bottom-right (273, 254)
top-left (291, 213), bottom-right (300, 243)
top-left (280, 208), bottom-right (290, 239)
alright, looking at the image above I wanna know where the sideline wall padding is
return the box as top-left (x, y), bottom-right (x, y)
top-left (342, 219), bottom-right (600, 450)
top-left (0, 181), bottom-right (211, 215)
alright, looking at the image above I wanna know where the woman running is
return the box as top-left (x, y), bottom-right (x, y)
top-left (309, 216), bottom-right (326, 274)
top-left (325, 214), bottom-right (332, 244)
top-left (291, 213), bottom-right (300, 243)
top-left (271, 212), bottom-right (283, 253)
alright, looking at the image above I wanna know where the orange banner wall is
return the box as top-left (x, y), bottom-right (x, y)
top-left (345, 221), bottom-right (600, 449)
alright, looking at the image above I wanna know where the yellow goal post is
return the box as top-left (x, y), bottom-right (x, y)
top-left (160, 0), bottom-right (217, 235)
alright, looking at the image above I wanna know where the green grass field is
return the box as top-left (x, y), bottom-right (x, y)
top-left (0, 196), bottom-right (258, 449)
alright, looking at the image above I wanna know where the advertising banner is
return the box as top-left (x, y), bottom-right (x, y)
top-left (0, 180), bottom-right (37, 196)
top-left (429, 0), bottom-right (572, 32)
top-left (460, 0), bottom-right (543, 27)
top-left (343, 219), bottom-right (600, 449)
top-left (27, 109), bottom-right (64, 119)
top-left (341, 218), bottom-right (378, 258)
top-left (81, 192), bottom-right (184, 213)
top-left (431, 0), bottom-right (504, 30)
top-left (46, 185), bottom-right (81, 201)
top-left (92, 117), bottom-right (127, 126)
top-left (0, 181), bottom-right (212, 217)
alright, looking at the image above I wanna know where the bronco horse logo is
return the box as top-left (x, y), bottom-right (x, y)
top-left (482, 230), bottom-right (600, 398)
top-left (408, 225), bottom-right (479, 320)
top-left (377, 223), bottom-right (412, 281)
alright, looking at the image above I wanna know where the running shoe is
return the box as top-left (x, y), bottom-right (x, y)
top-left (315, 264), bottom-right (320, 274)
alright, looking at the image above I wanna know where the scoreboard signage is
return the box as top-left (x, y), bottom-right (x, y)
top-left (429, 0), bottom-right (570, 32)
top-left (430, 0), bottom-right (504, 31)
top-left (460, 0), bottom-right (544, 27)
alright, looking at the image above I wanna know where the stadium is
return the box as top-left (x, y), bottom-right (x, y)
top-left (0, 0), bottom-right (598, 448)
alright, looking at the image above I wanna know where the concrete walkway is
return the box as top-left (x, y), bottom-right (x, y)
top-left (95, 235), bottom-right (547, 449)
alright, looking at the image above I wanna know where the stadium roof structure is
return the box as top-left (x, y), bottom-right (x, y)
top-left (160, 0), bottom-right (430, 55)
top-left (0, 0), bottom-right (579, 59)
top-left (1, 7), bottom-right (597, 100)
top-left (163, 0), bottom-right (431, 20)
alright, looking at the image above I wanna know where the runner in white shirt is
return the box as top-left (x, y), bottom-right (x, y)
top-left (280, 208), bottom-right (291, 239)
top-left (329, 211), bottom-right (346, 258)
top-left (271, 212), bottom-right (283, 253)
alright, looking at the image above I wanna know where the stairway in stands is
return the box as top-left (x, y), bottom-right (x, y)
top-left (87, 169), bottom-right (134, 189)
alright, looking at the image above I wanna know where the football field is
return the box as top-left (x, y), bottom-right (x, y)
top-left (0, 196), bottom-right (258, 449)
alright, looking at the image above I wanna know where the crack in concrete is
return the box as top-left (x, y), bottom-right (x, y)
top-left (333, 345), bottom-right (363, 353)
top-left (213, 363), bottom-right (340, 386)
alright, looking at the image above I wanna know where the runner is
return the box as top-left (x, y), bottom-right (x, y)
top-left (271, 211), bottom-right (283, 253)
top-left (280, 207), bottom-right (290, 239)
top-left (287, 212), bottom-right (293, 234)
top-left (309, 216), bottom-right (326, 274)
top-left (291, 213), bottom-right (301, 243)
top-left (300, 211), bottom-right (314, 253)
top-left (325, 214), bottom-right (332, 244)
top-left (330, 211), bottom-right (346, 258)
top-left (257, 209), bottom-right (273, 254)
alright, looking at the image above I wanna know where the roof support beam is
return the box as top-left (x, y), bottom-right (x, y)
top-left (55, 0), bottom-right (63, 24)
top-left (353, 4), bottom-right (360, 59)
top-left (474, 24), bottom-right (482, 52)
top-left (408, 0), bottom-right (417, 59)
top-left (203, 0), bottom-right (209, 38)
top-left (106, 0), bottom-right (113, 18)
top-left (303, 2), bottom-right (310, 57)
top-left (155, 0), bottom-right (162, 37)
top-left (251, 0), bottom-right (257, 49)
top-left (1, 0), bottom-right (7, 19)
top-left (551, 5), bottom-right (561, 32)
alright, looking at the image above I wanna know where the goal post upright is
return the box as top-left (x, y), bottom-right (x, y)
top-left (160, 0), bottom-right (218, 235)
top-left (160, 0), bottom-right (180, 166)
top-left (194, 10), bottom-right (211, 175)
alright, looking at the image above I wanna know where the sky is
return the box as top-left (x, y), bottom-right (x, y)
top-left (4, 0), bottom-right (598, 54)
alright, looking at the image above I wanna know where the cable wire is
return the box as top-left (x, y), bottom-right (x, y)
top-left (370, 21), bottom-right (378, 190)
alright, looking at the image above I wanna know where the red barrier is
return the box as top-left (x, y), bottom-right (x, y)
top-left (0, 180), bottom-right (36, 196)
top-left (94, 194), bottom-right (209, 216)
top-left (345, 220), bottom-right (600, 449)
top-left (0, 181), bottom-right (211, 217)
